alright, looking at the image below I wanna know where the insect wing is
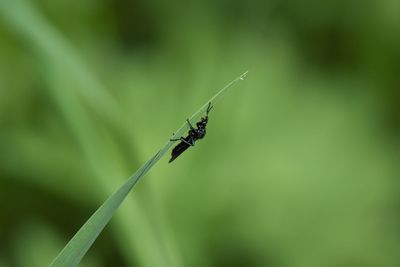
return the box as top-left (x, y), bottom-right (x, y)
top-left (169, 140), bottom-right (191, 163)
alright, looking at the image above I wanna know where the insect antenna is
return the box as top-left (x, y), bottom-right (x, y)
top-left (206, 102), bottom-right (213, 116)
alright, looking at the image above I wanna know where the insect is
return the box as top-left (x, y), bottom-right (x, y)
top-left (169, 102), bottom-right (213, 163)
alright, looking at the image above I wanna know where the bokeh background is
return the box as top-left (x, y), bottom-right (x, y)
top-left (1, 0), bottom-right (400, 266)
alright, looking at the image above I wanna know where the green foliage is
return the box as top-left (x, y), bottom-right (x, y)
top-left (1, 0), bottom-right (400, 267)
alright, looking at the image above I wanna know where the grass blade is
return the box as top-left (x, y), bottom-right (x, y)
top-left (49, 71), bottom-right (248, 267)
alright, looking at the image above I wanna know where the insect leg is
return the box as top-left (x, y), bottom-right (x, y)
top-left (180, 137), bottom-right (194, 146)
top-left (170, 132), bottom-right (180, 142)
top-left (186, 119), bottom-right (195, 130)
top-left (189, 136), bottom-right (195, 146)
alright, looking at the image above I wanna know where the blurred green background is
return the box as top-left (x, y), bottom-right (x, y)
top-left (1, 0), bottom-right (400, 266)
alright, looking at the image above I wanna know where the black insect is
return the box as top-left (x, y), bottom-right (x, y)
top-left (169, 102), bottom-right (213, 163)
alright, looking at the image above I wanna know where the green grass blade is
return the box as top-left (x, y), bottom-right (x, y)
top-left (49, 71), bottom-right (248, 267)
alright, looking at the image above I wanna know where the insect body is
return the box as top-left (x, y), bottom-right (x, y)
top-left (169, 102), bottom-right (213, 163)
